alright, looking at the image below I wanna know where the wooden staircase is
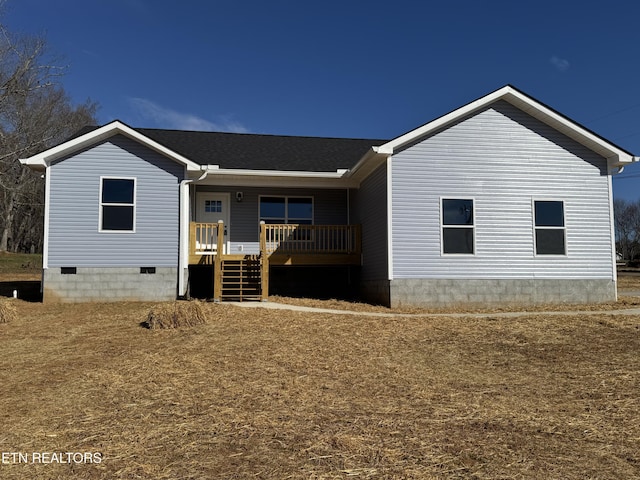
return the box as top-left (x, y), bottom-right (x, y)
top-left (217, 254), bottom-right (263, 301)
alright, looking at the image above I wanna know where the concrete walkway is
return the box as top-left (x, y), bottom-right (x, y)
top-left (228, 301), bottom-right (640, 319)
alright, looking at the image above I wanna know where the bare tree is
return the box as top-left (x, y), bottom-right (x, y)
top-left (0, 20), bottom-right (97, 252)
top-left (614, 198), bottom-right (640, 262)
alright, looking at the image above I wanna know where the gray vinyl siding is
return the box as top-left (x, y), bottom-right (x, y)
top-left (391, 100), bottom-right (614, 280)
top-left (47, 135), bottom-right (184, 267)
top-left (196, 185), bottom-right (348, 254)
top-left (352, 162), bottom-right (388, 281)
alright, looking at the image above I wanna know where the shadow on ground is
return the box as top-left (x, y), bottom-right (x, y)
top-left (0, 281), bottom-right (42, 302)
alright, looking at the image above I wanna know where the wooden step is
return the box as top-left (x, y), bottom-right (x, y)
top-left (218, 254), bottom-right (264, 301)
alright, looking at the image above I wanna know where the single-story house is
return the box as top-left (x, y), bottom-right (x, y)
top-left (19, 85), bottom-right (638, 306)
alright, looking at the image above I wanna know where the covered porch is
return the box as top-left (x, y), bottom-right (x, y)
top-left (188, 221), bottom-right (362, 301)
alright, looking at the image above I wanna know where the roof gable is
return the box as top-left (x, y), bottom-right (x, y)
top-left (19, 121), bottom-right (203, 172)
top-left (374, 85), bottom-right (635, 168)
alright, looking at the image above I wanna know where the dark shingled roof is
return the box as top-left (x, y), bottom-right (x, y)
top-left (75, 125), bottom-right (388, 172)
top-left (139, 129), bottom-right (388, 171)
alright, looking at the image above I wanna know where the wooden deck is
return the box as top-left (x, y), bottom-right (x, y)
top-left (188, 221), bottom-right (362, 301)
top-left (261, 223), bottom-right (361, 265)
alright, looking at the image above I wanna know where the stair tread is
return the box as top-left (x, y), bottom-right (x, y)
top-left (222, 295), bottom-right (261, 297)
top-left (217, 253), bottom-right (264, 302)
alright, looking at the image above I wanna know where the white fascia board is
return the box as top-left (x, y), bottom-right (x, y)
top-left (378, 86), bottom-right (635, 166)
top-left (344, 146), bottom-right (390, 186)
top-left (381, 87), bottom-right (511, 153)
top-left (18, 156), bottom-right (46, 171)
top-left (19, 121), bottom-right (202, 172)
top-left (345, 148), bottom-right (378, 178)
top-left (206, 167), bottom-right (345, 179)
top-left (198, 168), bottom-right (354, 188)
top-left (502, 89), bottom-right (634, 166)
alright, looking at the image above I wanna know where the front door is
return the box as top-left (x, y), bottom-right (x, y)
top-left (196, 192), bottom-right (230, 253)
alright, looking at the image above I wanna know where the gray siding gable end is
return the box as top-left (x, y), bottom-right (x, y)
top-left (391, 100), bottom-right (615, 281)
top-left (47, 135), bottom-right (185, 267)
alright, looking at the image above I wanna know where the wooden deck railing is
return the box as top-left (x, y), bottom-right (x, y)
top-left (191, 222), bottom-right (221, 253)
top-left (189, 221), bottom-right (225, 264)
top-left (259, 223), bottom-right (361, 255)
top-left (190, 221), bottom-right (362, 261)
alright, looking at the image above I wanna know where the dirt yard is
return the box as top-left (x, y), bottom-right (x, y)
top-left (0, 299), bottom-right (639, 479)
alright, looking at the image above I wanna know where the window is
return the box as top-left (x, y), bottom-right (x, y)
top-left (534, 200), bottom-right (565, 255)
top-left (441, 198), bottom-right (474, 254)
top-left (100, 178), bottom-right (135, 231)
top-left (205, 200), bottom-right (222, 213)
top-left (259, 196), bottom-right (313, 224)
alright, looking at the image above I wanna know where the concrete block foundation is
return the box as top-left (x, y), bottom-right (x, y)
top-left (43, 267), bottom-right (178, 302)
top-left (389, 278), bottom-right (617, 308)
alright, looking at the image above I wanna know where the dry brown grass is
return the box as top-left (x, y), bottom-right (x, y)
top-left (617, 272), bottom-right (640, 290)
top-left (0, 300), bottom-right (639, 479)
top-left (270, 294), bottom-right (640, 314)
top-left (0, 252), bottom-right (42, 281)
top-left (0, 299), bottom-right (17, 323)
top-left (143, 300), bottom-right (207, 329)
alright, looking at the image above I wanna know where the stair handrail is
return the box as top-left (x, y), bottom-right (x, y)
top-left (259, 221), bottom-right (269, 301)
top-left (213, 220), bottom-right (224, 301)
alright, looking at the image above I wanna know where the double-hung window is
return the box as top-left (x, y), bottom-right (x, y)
top-left (441, 198), bottom-right (474, 254)
top-left (534, 200), bottom-right (565, 255)
top-left (100, 178), bottom-right (135, 232)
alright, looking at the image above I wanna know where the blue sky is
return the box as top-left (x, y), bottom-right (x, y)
top-left (4, 0), bottom-right (640, 200)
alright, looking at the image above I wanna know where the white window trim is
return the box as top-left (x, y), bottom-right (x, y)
top-left (532, 198), bottom-right (567, 257)
top-left (440, 197), bottom-right (476, 256)
top-left (99, 176), bottom-right (137, 233)
top-left (258, 195), bottom-right (314, 224)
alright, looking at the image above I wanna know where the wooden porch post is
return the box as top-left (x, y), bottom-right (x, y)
top-left (188, 221), bottom-right (197, 264)
top-left (213, 220), bottom-right (224, 301)
top-left (260, 221), bottom-right (269, 301)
